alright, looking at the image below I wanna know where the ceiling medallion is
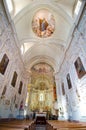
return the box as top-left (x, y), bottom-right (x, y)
top-left (32, 9), bottom-right (55, 38)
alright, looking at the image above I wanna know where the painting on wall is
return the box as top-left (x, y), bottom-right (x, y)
top-left (66, 74), bottom-right (72, 89)
top-left (32, 9), bottom-right (55, 38)
top-left (62, 83), bottom-right (65, 95)
top-left (74, 57), bottom-right (86, 79)
top-left (0, 54), bottom-right (9, 75)
top-left (53, 82), bottom-right (57, 101)
top-left (31, 62), bottom-right (53, 73)
top-left (18, 81), bottom-right (23, 94)
top-left (11, 71), bottom-right (18, 87)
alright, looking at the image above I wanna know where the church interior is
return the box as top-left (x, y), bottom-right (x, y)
top-left (0, 0), bottom-right (86, 130)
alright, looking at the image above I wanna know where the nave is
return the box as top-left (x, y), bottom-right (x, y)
top-left (0, 119), bottom-right (86, 130)
top-left (0, 0), bottom-right (86, 124)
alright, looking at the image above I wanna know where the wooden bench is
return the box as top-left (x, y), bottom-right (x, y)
top-left (53, 127), bottom-right (86, 130)
top-left (0, 119), bottom-right (35, 130)
top-left (0, 127), bottom-right (24, 130)
top-left (47, 120), bottom-right (86, 130)
top-left (0, 120), bottom-right (30, 130)
top-left (0, 125), bottom-right (28, 130)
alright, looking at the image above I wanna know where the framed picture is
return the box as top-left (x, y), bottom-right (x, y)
top-left (74, 57), bottom-right (86, 79)
top-left (11, 71), bottom-right (18, 87)
top-left (0, 54), bottom-right (9, 75)
top-left (32, 9), bottom-right (55, 38)
top-left (53, 86), bottom-right (57, 100)
top-left (18, 81), bottom-right (23, 94)
top-left (66, 74), bottom-right (72, 89)
top-left (62, 83), bottom-right (65, 95)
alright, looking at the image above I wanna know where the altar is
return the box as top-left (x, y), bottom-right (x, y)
top-left (35, 112), bottom-right (46, 125)
top-left (35, 112), bottom-right (46, 118)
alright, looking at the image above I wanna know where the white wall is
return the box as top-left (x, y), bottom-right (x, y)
top-left (0, 1), bottom-right (28, 119)
top-left (55, 8), bottom-right (86, 121)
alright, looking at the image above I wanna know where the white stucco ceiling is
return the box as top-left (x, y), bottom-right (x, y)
top-left (5, 0), bottom-right (82, 72)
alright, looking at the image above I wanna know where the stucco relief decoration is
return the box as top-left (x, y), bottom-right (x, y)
top-left (32, 9), bottom-right (55, 38)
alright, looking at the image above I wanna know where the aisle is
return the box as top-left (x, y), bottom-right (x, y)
top-left (35, 125), bottom-right (46, 130)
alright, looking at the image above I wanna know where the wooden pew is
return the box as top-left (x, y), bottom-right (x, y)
top-left (55, 128), bottom-right (86, 130)
top-left (0, 120), bottom-right (34, 130)
top-left (0, 127), bottom-right (24, 130)
top-left (46, 123), bottom-right (53, 130)
top-left (0, 125), bottom-right (28, 130)
top-left (47, 120), bottom-right (86, 130)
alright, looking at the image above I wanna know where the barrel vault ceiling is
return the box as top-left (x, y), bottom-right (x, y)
top-left (5, 0), bottom-right (82, 73)
top-left (4, 0), bottom-right (83, 108)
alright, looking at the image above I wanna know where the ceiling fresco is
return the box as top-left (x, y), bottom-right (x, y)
top-left (31, 62), bottom-right (54, 90)
top-left (32, 9), bottom-right (55, 38)
top-left (31, 62), bottom-right (54, 73)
